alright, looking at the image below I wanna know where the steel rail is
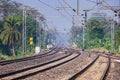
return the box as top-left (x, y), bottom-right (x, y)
top-left (68, 55), bottom-right (99, 80)
top-left (13, 52), bottom-right (80, 80)
top-left (0, 51), bottom-right (80, 79)
top-left (100, 55), bottom-right (111, 80)
top-left (0, 51), bottom-right (80, 80)
top-left (0, 47), bottom-right (59, 65)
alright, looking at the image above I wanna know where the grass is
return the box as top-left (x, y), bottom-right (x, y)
top-left (115, 51), bottom-right (120, 56)
top-left (90, 47), bottom-right (109, 53)
top-left (0, 53), bottom-right (10, 61)
top-left (0, 47), bottom-right (47, 61)
top-left (0, 50), bottom-right (34, 61)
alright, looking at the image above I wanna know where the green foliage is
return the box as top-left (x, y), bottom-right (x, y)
top-left (103, 38), bottom-right (111, 50)
top-left (0, 15), bottom-right (21, 56)
top-left (87, 17), bottom-right (105, 39)
top-left (115, 30), bottom-right (120, 45)
top-left (0, 53), bottom-right (9, 61)
top-left (89, 27), bottom-right (104, 39)
top-left (0, 21), bottom-right (4, 33)
top-left (0, 0), bottom-right (49, 59)
top-left (85, 17), bottom-right (111, 50)
top-left (26, 17), bottom-right (36, 44)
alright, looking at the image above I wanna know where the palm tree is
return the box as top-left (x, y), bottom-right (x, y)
top-left (0, 15), bottom-right (21, 56)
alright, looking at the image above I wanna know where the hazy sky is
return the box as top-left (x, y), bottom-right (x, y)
top-left (13, 0), bottom-right (119, 33)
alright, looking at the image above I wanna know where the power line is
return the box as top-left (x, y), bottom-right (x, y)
top-left (57, 0), bottom-right (72, 16)
top-left (37, 0), bottom-right (71, 21)
top-left (38, 0), bottom-right (57, 10)
top-left (102, 0), bottom-right (114, 11)
top-left (62, 0), bottom-right (76, 13)
top-left (59, 11), bottom-right (71, 21)
top-left (86, 0), bottom-right (114, 11)
top-left (85, 0), bottom-right (98, 3)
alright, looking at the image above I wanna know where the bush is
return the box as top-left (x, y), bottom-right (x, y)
top-left (0, 53), bottom-right (9, 61)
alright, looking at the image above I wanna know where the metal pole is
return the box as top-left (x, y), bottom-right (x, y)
top-left (24, 9), bottom-right (27, 53)
top-left (117, 0), bottom-right (120, 26)
top-left (119, 0), bottom-right (120, 5)
top-left (82, 10), bottom-right (87, 51)
top-left (36, 15), bottom-right (39, 46)
top-left (43, 21), bottom-right (46, 51)
top-left (111, 16), bottom-right (115, 52)
top-left (22, 7), bottom-right (25, 53)
top-left (72, 15), bottom-right (75, 44)
top-left (39, 23), bottom-right (42, 50)
top-left (36, 15), bottom-right (38, 46)
top-left (77, 0), bottom-right (80, 15)
top-left (118, 11), bottom-right (120, 26)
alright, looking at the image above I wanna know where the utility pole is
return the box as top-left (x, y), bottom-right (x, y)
top-left (77, 0), bottom-right (80, 15)
top-left (119, 0), bottom-right (120, 26)
top-left (36, 15), bottom-right (39, 46)
top-left (118, 10), bottom-right (120, 26)
top-left (22, 6), bottom-right (27, 53)
top-left (72, 15), bottom-right (75, 44)
top-left (43, 21), bottom-right (47, 51)
top-left (36, 15), bottom-right (41, 46)
top-left (110, 16), bottom-right (115, 52)
top-left (82, 10), bottom-right (89, 51)
top-left (24, 9), bottom-right (27, 53)
top-left (82, 10), bottom-right (90, 51)
top-left (22, 7), bottom-right (25, 53)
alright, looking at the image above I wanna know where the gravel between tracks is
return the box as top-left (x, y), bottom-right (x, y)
top-left (0, 51), bottom-right (67, 75)
top-left (24, 51), bottom-right (97, 80)
top-left (106, 59), bottom-right (120, 80)
top-left (75, 56), bottom-right (108, 80)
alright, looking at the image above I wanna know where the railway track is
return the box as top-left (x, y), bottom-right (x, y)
top-left (99, 52), bottom-right (120, 59)
top-left (69, 55), bottom-right (111, 80)
top-left (100, 55), bottom-right (111, 80)
top-left (0, 47), bottom-right (59, 66)
top-left (0, 49), bottom-right (68, 75)
top-left (0, 51), bottom-right (80, 80)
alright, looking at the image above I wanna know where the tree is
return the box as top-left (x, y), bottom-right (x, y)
top-left (0, 0), bottom-right (22, 20)
top-left (70, 26), bottom-right (82, 47)
top-left (86, 17), bottom-right (109, 49)
top-left (0, 15), bottom-right (21, 56)
top-left (115, 30), bottom-right (120, 51)
top-left (0, 21), bottom-right (4, 34)
top-left (87, 17), bottom-right (105, 39)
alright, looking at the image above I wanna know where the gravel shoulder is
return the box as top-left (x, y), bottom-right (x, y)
top-left (0, 51), bottom-right (67, 75)
top-left (75, 56), bottom-right (108, 80)
top-left (24, 52), bottom-right (97, 80)
top-left (106, 59), bottom-right (120, 80)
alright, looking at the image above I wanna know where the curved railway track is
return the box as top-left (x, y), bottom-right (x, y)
top-left (100, 55), bottom-right (111, 80)
top-left (0, 47), bottom-right (59, 66)
top-left (69, 54), bottom-right (111, 80)
top-left (100, 52), bottom-right (120, 59)
top-left (0, 51), bottom-right (80, 80)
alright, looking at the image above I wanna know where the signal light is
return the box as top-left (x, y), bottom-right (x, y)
top-left (114, 10), bottom-right (117, 13)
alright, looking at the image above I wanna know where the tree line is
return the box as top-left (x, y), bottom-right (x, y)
top-left (0, 0), bottom-right (56, 60)
top-left (71, 16), bottom-right (120, 54)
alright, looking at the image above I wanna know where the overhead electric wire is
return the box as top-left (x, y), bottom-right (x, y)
top-left (86, 0), bottom-right (114, 11)
top-left (58, 0), bottom-right (72, 16)
top-left (102, 0), bottom-right (114, 11)
top-left (37, 0), bottom-right (71, 21)
top-left (62, 0), bottom-right (76, 13)
top-left (38, 0), bottom-right (57, 10)
top-left (58, 11), bottom-right (71, 21)
top-left (85, 0), bottom-right (98, 3)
